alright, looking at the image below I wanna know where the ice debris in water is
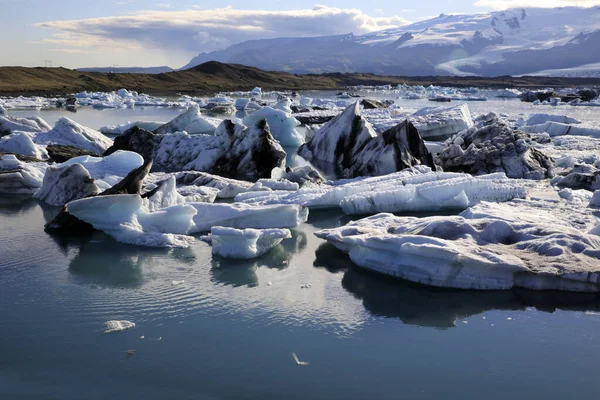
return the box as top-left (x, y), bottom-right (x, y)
top-left (171, 280), bottom-right (185, 286)
top-left (202, 226), bottom-right (292, 259)
top-left (105, 320), bottom-right (136, 333)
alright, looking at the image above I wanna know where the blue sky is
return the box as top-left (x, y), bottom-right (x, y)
top-left (1, 0), bottom-right (595, 68)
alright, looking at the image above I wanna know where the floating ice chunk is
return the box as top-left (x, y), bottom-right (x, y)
top-left (316, 202), bottom-right (600, 292)
top-left (105, 320), bottom-right (135, 333)
top-left (188, 202), bottom-right (308, 233)
top-left (0, 154), bottom-right (47, 194)
top-left (203, 227), bottom-right (291, 259)
top-left (522, 122), bottom-right (600, 138)
top-left (100, 121), bottom-right (164, 135)
top-left (61, 150), bottom-right (144, 191)
top-left (439, 118), bottom-right (554, 179)
top-left (526, 114), bottom-right (581, 126)
top-left (171, 280), bottom-right (185, 286)
top-left (0, 113), bottom-right (51, 135)
top-left (298, 102), bottom-right (434, 178)
top-left (35, 163), bottom-right (100, 206)
top-left (67, 194), bottom-right (197, 247)
top-left (235, 98), bottom-right (250, 111)
top-left (273, 98), bottom-right (293, 114)
top-left (409, 103), bottom-right (473, 139)
top-left (144, 176), bottom-right (215, 211)
top-left (242, 106), bottom-right (303, 146)
top-left (340, 173), bottom-right (526, 215)
top-left (154, 106), bottom-right (221, 135)
top-left (0, 132), bottom-right (48, 160)
top-left (151, 119), bottom-right (286, 181)
top-left (35, 117), bottom-right (113, 154)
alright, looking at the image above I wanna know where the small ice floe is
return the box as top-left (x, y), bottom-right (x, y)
top-left (140, 336), bottom-right (145, 339)
top-left (105, 320), bottom-right (135, 333)
top-left (171, 280), bottom-right (185, 286)
top-left (507, 317), bottom-right (513, 321)
top-left (300, 282), bottom-right (312, 289)
top-left (292, 352), bottom-right (310, 366)
top-left (125, 349), bottom-right (136, 358)
top-left (267, 282), bottom-right (273, 286)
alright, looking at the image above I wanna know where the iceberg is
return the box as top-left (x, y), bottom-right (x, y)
top-left (316, 202), bottom-right (600, 292)
top-left (0, 132), bottom-right (48, 160)
top-left (553, 164), bottom-right (600, 191)
top-left (35, 117), bottom-right (113, 154)
top-left (105, 320), bottom-right (135, 333)
top-left (0, 113), bottom-right (51, 135)
top-left (109, 119), bottom-right (286, 180)
top-left (439, 116), bottom-right (554, 179)
top-left (153, 106), bottom-right (221, 135)
top-left (298, 102), bottom-right (434, 178)
top-left (409, 103), bottom-right (473, 139)
top-left (67, 194), bottom-right (197, 248)
top-left (526, 114), bottom-right (581, 126)
top-left (0, 154), bottom-right (47, 194)
top-left (34, 163), bottom-right (100, 206)
top-left (143, 176), bottom-right (216, 212)
top-left (242, 106), bottom-right (303, 147)
top-left (188, 202), bottom-right (308, 233)
top-left (340, 173), bottom-right (527, 215)
top-left (522, 122), bottom-right (600, 138)
top-left (202, 227), bottom-right (292, 259)
top-left (60, 150), bottom-right (144, 191)
top-left (100, 121), bottom-right (165, 135)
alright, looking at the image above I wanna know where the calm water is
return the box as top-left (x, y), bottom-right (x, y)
top-left (3, 100), bottom-right (600, 399)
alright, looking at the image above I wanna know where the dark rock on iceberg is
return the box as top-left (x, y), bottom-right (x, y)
top-left (298, 102), bottom-right (435, 178)
top-left (47, 144), bottom-right (99, 163)
top-left (439, 117), bottom-right (554, 179)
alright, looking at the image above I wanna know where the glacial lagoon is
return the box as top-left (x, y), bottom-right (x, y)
top-left (2, 92), bottom-right (600, 399)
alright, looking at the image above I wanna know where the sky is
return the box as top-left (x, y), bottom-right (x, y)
top-left (1, 0), bottom-right (599, 69)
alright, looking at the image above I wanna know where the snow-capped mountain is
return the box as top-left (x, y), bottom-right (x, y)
top-left (182, 7), bottom-right (600, 77)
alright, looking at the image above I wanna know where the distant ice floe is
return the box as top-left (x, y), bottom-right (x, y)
top-left (316, 199), bottom-right (600, 292)
top-left (105, 320), bottom-right (135, 333)
top-left (201, 227), bottom-right (292, 259)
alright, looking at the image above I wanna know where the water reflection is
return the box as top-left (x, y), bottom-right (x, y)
top-left (0, 196), bottom-right (39, 213)
top-left (210, 231), bottom-right (306, 287)
top-left (68, 238), bottom-right (196, 288)
top-left (315, 243), bottom-right (600, 329)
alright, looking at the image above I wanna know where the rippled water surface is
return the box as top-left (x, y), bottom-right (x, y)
top-left (3, 100), bottom-right (600, 399)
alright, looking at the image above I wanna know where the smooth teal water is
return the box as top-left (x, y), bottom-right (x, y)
top-left (3, 103), bottom-right (600, 399)
top-left (3, 200), bottom-right (600, 399)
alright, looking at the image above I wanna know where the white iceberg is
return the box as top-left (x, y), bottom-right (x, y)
top-left (0, 154), bottom-right (47, 194)
top-left (242, 106), bottom-right (303, 147)
top-left (153, 106), bottom-right (221, 135)
top-left (526, 113), bottom-right (581, 126)
top-left (0, 132), bottom-right (48, 160)
top-left (522, 122), bottom-right (600, 138)
top-left (409, 103), bottom-right (473, 139)
top-left (34, 163), bottom-right (100, 206)
top-left (188, 202), bottom-right (308, 233)
top-left (67, 194), bottom-right (197, 248)
top-left (316, 201), bottom-right (600, 292)
top-left (100, 121), bottom-right (165, 135)
top-left (35, 117), bottom-right (113, 154)
top-left (202, 227), bottom-right (291, 259)
top-left (105, 320), bottom-right (135, 333)
top-left (60, 150), bottom-right (144, 191)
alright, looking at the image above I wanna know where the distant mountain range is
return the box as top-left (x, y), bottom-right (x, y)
top-left (182, 7), bottom-right (600, 77)
top-left (77, 66), bottom-right (174, 74)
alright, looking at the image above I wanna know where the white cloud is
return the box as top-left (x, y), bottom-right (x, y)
top-left (474, 0), bottom-right (600, 9)
top-left (36, 5), bottom-right (410, 55)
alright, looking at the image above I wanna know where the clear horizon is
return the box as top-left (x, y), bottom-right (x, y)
top-left (1, 0), bottom-right (599, 69)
